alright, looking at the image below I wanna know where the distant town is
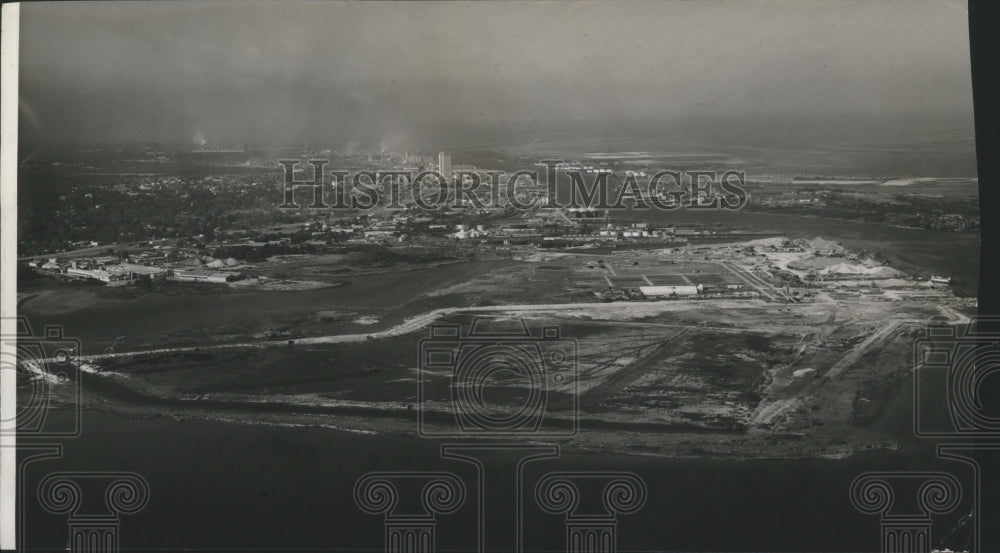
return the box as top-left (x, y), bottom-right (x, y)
top-left (18, 146), bottom-right (979, 298)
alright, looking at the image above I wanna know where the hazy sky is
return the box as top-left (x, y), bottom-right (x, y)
top-left (18, 0), bottom-right (975, 148)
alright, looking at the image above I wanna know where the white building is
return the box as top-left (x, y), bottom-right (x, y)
top-left (437, 152), bottom-right (452, 183)
top-left (173, 268), bottom-right (230, 283)
top-left (639, 285), bottom-right (703, 297)
top-left (117, 263), bottom-right (170, 279)
top-left (66, 267), bottom-right (119, 282)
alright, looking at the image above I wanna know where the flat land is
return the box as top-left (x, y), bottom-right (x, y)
top-left (21, 239), bottom-right (975, 459)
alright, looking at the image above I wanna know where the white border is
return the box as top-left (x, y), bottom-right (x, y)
top-left (0, 2), bottom-right (20, 549)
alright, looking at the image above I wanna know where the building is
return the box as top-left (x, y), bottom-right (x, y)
top-left (172, 268), bottom-right (231, 283)
top-left (117, 263), bottom-right (170, 279)
top-left (500, 226), bottom-right (537, 235)
top-left (406, 152), bottom-right (434, 166)
top-left (639, 285), bottom-right (703, 297)
top-left (66, 267), bottom-right (127, 283)
top-left (452, 228), bottom-right (487, 240)
top-left (437, 152), bottom-right (452, 183)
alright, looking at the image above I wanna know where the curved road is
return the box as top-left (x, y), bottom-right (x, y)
top-left (63, 299), bottom-right (760, 363)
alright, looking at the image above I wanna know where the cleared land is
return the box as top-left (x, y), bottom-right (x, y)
top-left (21, 239), bottom-right (975, 458)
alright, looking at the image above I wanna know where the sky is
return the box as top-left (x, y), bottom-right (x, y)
top-left (17, 0), bottom-right (976, 149)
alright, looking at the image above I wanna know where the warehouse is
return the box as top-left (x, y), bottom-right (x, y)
top-left (173, 269), bottom-right (232, 284)
top-left (639, 284), bottom-right (703, 297)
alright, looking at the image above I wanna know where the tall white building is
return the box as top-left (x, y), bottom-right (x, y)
top-left (437, 152), bottom-right (452, 183)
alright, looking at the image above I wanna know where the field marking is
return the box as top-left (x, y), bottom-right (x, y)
top-left (753, 315), bottom-right (942, 427)
top-left (823, 320), bottom-right (908, 379)
top-left (579, 328), bottom-right (690, 410)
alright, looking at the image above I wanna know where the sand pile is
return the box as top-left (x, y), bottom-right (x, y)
top-left (819, 263), bottom-right (901, 278)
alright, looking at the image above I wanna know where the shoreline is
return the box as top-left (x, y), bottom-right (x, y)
top-left (740, 207), bottom-right (979, 234)
top-left (70, 401), bottom-right (904, 462)
top-left (50, 365), bottom-right (912, 462)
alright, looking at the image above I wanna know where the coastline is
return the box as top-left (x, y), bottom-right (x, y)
top-left (52, 371), bottom-right (912, 462)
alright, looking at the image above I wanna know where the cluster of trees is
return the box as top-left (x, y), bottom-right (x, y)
top-left (18, 167), bottom-right (297, 255)
top-left (748, 191), bottom-right (978, 231)
top-left (211, 242), bottom-right (324, 262)
top-left (338, 244), bottom-right (457, 267)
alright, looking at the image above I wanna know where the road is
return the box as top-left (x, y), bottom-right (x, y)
top-left (18, 241), bottom-right (145, 261)
top-left (61, 299), bottom-right (752, 363)
top-left (59, 297), bottom-right (971, 375)
top-left (722, 261), bottom-right (786, 302)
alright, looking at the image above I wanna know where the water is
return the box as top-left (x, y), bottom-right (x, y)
top-left (19, 410), bottom-right (974, 552)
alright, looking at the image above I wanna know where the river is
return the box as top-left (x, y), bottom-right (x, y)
top-left (17, 407), bottom-right (976, 553)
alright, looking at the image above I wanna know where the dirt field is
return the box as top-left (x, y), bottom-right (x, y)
top-left (65, 291), bottom-right (966, 459)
